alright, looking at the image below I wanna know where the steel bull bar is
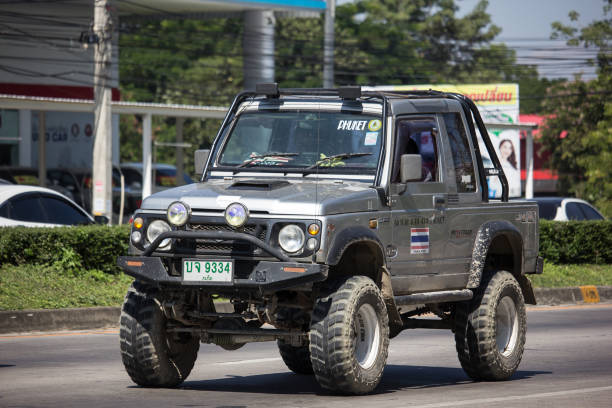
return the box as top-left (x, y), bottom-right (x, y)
top-left (117, 230), bottom-right (328, 292)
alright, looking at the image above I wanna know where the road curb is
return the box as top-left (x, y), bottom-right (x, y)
top-left (0, 306), bottom-right (120, 334)
top-left (2, 287), bottom-right (611, 334)
top-left (533, 285), bottom-right (612, 305)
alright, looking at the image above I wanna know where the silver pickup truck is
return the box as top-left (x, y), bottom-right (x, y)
top-left (118, 84), bottom-right (543, 394)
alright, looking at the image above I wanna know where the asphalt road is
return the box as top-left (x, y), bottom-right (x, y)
top-left (1, 303), bottom-right (612, 408)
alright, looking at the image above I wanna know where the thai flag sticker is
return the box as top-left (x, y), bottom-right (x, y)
top-left (411, 228), bottom-right (430, 254)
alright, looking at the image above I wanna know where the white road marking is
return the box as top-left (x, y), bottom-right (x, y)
top-left (409, 385), bottom-right (612, 408)
top-left (213, 357), bottom-right (282, 366)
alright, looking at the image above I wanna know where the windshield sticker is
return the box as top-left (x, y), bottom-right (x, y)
top-left (368, 119), bottom-right (382, 131)
top-left (364, 132), bottom-right (378, 146)
top-left (337, 120), bottom-right (368, 131)
top-left (244, 152), bottom-right (294, 166)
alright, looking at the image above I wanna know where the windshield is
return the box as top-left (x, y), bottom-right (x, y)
top-left (217, 111), bottom-right (383, 172)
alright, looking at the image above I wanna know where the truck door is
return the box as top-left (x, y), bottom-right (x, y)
top-left (438, 111), bottom-right (484, 282)
top-left (388, 115), bottom-right (449, 295)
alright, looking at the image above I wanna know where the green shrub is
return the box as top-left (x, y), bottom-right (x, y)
top-left (0, 225), bottom-right (130, 274)
top-left (0, 221), bottom-right (609, 276)
top-left (539, 220), bottom-right (612, 264)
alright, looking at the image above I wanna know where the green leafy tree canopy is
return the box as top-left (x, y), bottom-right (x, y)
top-left (540, 0), bottom-right (612, 216)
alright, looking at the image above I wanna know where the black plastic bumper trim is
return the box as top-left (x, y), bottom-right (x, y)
top-left (117, 256), bottom-right (328, 292)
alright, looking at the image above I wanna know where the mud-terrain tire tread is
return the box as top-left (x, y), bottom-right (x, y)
top-left (309, 275), bottom-right (389, 395)
top-left (454, 270), bottom-right (526, 381)
top-left (277, 340), bottom-right (314, 375)
top-left (119, 281), bottom-right (199, 387)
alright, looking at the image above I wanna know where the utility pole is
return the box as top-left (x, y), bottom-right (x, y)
top-left (92, 0), bottom-right (113, 222)
top-left (323, 0), bottom-right (335, 88)
top-left (243, 10), bottom-right (275, 90)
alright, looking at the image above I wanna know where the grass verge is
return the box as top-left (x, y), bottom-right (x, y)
top-left (0, 264), bottom-right (134, 310)
top-left (530, 263), bottom-right (612, 288)
top-left (1, 263), bottom-right (611, 310)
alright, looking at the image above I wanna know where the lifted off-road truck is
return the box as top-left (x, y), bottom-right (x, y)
top-left (118, 84), bottom-right (543, 394)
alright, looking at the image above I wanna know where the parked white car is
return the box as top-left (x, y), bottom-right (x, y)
top-left (0, 185), bottom-right (94, 227)
top-left (528, 197), bottom-right (605, 221)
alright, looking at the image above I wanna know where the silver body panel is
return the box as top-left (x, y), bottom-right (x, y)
top-left (134, 95), bottom-right (539, 296)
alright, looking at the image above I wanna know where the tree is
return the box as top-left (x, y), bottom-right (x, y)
top-left (540, 0), bottom-right (612, 216)
top-left (118, 18), bottom-right (243, 172)
top-left (331, 0), bottom-right (527, 85)
top-left (117, 0), bottom-right (545, 171)
top-left (275, 0), bottom-right (545, 113)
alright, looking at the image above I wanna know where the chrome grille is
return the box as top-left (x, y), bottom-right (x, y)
top-left (186, 223), bottom-right (267, 254)
top-left (188, 223), bottom-right (258, 234)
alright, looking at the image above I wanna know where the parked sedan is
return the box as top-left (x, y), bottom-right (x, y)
top-left (0, 185), bottom-right (94, 227)
top-left (527, 197), bottom-right (605, 221)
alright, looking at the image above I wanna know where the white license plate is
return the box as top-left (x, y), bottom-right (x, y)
top-left (183, 260), bottom-right (233, 283)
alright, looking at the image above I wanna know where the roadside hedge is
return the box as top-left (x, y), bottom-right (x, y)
top-left (0, 221), bottom-right (609, 274)
top-left (0, 225), bottom-right (129, 274)
top-left (538, 220), bottom-right (611, 264)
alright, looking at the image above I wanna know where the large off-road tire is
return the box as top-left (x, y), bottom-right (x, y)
top-left (454, 270), bottom-right (527, 381)
top-left (309, 275), bottom-right (389, 395)
top-left (119, 281), bottom-right (200, 387)
top-left (277, 340), bottom-right (314, 375)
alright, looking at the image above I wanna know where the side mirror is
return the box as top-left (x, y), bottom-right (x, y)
top-left (400, 154), bottom-right (422, 183)
top-left (194, 149), bottom-right (210, 176)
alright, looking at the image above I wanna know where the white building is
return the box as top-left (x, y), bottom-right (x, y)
top-left (0, 0), bottom-right (327, 170)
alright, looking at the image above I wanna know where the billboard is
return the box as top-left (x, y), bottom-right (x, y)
top-left (30, 112), bottom-right (120, 169)
top-left (369, 84), bottom-right (521, 198)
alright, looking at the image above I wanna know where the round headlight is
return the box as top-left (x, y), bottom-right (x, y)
top-left (131, 230), bottom-right (142, 244)
top-left (167, 201), bottom-right (190, 226)
top-left (225, 202), bottom-right (248, 228)
top-left (278, 224), bottom-right (305, 253)
top-left (146, 219), bottom-right (171, 250)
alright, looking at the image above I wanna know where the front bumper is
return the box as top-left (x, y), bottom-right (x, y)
top-left (117, 256), bottom-right (328, 293)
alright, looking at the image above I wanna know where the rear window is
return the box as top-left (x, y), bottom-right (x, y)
top-left (579, 203), bottom-right (604, 220)
top-left (565, 202), bottom-right (585, 220)
top-left (155, 169), bottom-right (178, 187)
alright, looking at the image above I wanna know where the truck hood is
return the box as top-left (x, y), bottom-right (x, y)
top-left (140, 178), bottom-right (382, 216)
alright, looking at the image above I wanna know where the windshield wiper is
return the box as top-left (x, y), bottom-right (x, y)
top-left (237, 152), bottom-right (299, 168)
top-left (305, 152), bottom-right (372, 170)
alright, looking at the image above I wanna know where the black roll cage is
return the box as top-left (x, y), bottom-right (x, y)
top-left (201, 87), bottom-right (508, 203)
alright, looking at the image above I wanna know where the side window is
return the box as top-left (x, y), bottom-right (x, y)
top-left (565, 202), bottom-right (585, 220)
top-left (9, 194), bottom-right (46, 222)
top-left (578, 203), bottom-right (603, 220)
top-left (40, 195), bottom-right (90, 225)
top-left (392, 118), bottom-right (439, 183)
top-left (537, 202), bottom-right (559, 220)
top-left (0, 202), bottom-right (10, 218)
top-left (443, 113), bottom-right (476, 193)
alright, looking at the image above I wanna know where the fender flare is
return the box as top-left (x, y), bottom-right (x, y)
top-left (467, 220), bottom-right (524, 289)
top-left (325, 226), bottom-right (386, 279)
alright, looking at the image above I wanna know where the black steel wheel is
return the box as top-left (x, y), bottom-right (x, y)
top-left (309, 276), bottom-right (389, 394)
top-left (119, 281), bottom-right (199, 387)
top-left (454, 271), bottom-right (527, 381)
